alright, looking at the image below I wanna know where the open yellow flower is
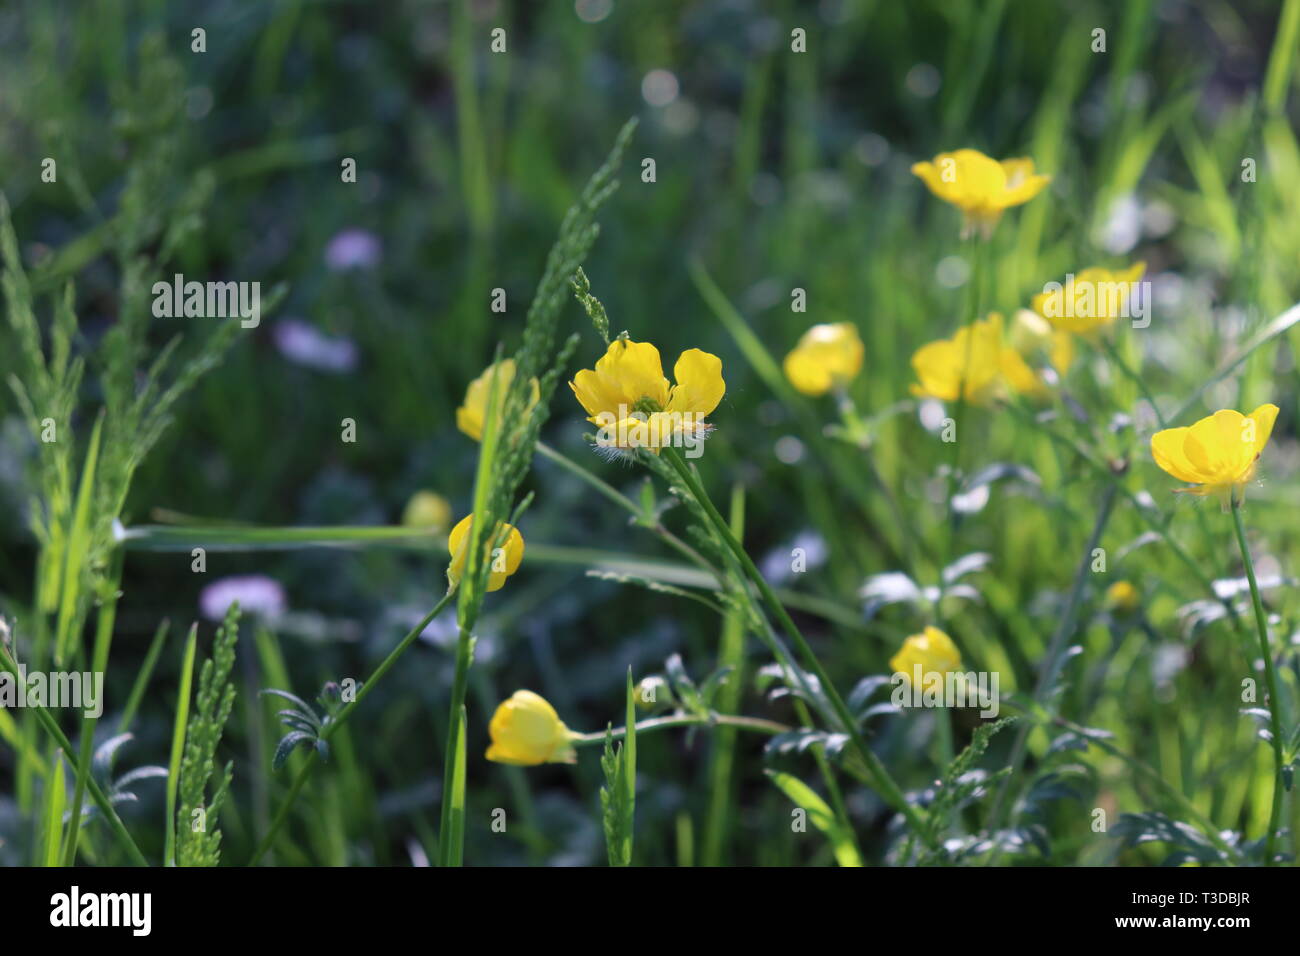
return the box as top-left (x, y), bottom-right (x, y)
top-left (890, 626), bottom-right (962, 689)
top-left (569, 338), bottom-right (725, 452)
top-left (911, 149), bottom-right (1050, 239)
top-left (456, 359), bottom-right (540, 442)
top-left (446, 514), bottom-right (525, 592)
top-left (401, 490), bottom-right (451, 534)
top-left (783, 322), bottom-right (865, 397)
top-left (486, 690), bottom-right (577, 766)
top-left (1150, 404), bottom-right (1279, 502)
top-left (1031, 263), bottom-right (1146, 334)
top-left (910, 313), bottom-right (1045, 405)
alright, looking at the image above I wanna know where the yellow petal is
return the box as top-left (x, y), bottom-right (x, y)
top-left (1183, 409), bottom-right (1246, 482)
top-left (784, 347), bottom-right (834, 396)
top-left (1248, 403), bottom-right (1280, 460)
top-left (595, 339), bottom-right (670, 409)
top-left (1151, 426), bottom-right (1204, 484)
top-left (667, 348), bottom-right (726, 416)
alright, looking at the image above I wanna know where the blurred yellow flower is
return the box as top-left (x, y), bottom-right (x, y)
top-left (1031, 263), bottom-right (1146, 334)
top-left (457, 359), bottom-right (539, 442)
top-left (890, 626), bottom-right (962, 689)
top-left (401, 490), bottom-right (451, 534)
top-left (1105, 580), bottom-right (1140, 615)
top-left (1010, 308), bottom-right (1074, 377)
top-left (910, 313), bottom-right (1045, 405)
top-left (486, 690), bottom-right (576, 766)
top-left (1150, 404), bottom-right (1279, 502)
top-left (447, 514), bottom-right (525, 592)
top-left (569, 338), bottom-right (724, 452)
top-left (911, 148), bottom-right (1050, 239)
top-left (783, 322), bottom-right (865, 396)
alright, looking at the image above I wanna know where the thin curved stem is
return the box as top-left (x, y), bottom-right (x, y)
top-left (571, 713), bottom-right (789, 744)
top-left (0, 645), bottom-right (148, 867)
top-left (1230, 497), bottom-right (1285, 865)
top-left (248, 588), bottom-right (456, 865)
top-left (661, 448), bottom-right (935, 846)
top-left (536, 440), bottom-right (717, 577)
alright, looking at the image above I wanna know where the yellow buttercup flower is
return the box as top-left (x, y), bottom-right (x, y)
top-left (890, 626), bottom-right (962, 689)
top-left (401, 490), bottom-right (451, 533)
top-left (1150, 404), bottom-right (1279, 502)
top-left (910, 313), bottom-right (1045, 405)
top-left (569, 338), bottom-right (725, 452)
top-left (911, 149), bottom-right (1050, 239)
top-left (456, 359), bottom-right (540, 442)
top-left (783, 322), bottom-right (865, 397)
top-left (1031, 263), bottom-right (1146, 334)
top-left (446, 514), bottom-right (525, 592)
top-left (486, 690), bottom-right (577, 766)
top-left (1105, 580), bottom-right (1140, 615)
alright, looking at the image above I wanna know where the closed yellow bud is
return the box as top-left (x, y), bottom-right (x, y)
top-left (457, 359), bottom-right (539, 442)
top-left (447, 514), bottom-right (525, 592)
top-left (1105, 580), bottom-right (1140, 615)
top-left (889, 626), bottom-right (962, 689)
top-left (401, 490), bottom-right (451, 533)
top-left (783, 322), bottom-right (865, 397)
top-left (486, 690), bottom-right (576, 766)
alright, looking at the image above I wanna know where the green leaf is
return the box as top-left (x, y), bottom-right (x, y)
top-left (600, 669), bottom-right (637, 866)
top-left (765, 770), bottom-right (863, 867)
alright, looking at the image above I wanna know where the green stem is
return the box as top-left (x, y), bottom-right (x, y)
top-left (661, 448), bottom-right (934, 845)
top-left (987, 483), bottom-right (1118, 849)
top-left (536, 440), bottom-right (715, 575)
top-left (61, 552), bottom-right (123, 865)
top-left (248, 588), bottom-right (456, 865)
top-left (0, 645), bottom-right (148, 866)
top-left (1229, 497), bottom-right (1286, 865)
top-left (571, 713), bottom-right (790, 744)
top-left (438, 625), bottom-right (474, 866)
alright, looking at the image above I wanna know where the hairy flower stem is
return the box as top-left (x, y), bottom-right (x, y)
top-left (662, 449), bottom-right (934, 845)
top-left (572, 713), bottom-right (790, 744)
top-left (536, 440), bottom-right (713, 574)
top-left (937, 234), bottom-right (984, 625)
top-left (1230, 497), bottom-right (1285, 865)
top-left (248, 588), bottom-right (456, 865)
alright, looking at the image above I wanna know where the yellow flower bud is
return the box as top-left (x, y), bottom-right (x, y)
top-left (457, 359), bottom-right (540, 442)
top-left (1105, 580), bottom-right (1140, 615)
top-left (889, 626), bottom-right (962, 690)
top-left (446, 514), bottom-right (525, 593)
top-left (486, 690), bottom-right (577, 766)
top-left (783, 322), bottom-right (865, 397)
top-left (401, 490), bottom-right (451, 533)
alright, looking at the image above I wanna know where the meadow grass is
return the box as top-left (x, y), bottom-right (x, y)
top-left (1, 0), bottom-right (1300, 867)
